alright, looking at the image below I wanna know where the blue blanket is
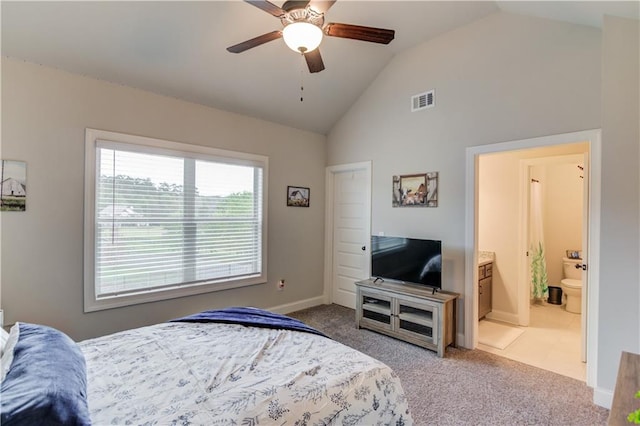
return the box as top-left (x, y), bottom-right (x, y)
top-left (170, 307), bottom-right (327, 338)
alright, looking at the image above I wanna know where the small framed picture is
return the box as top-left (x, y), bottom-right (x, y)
top-left (566, 250), bottom-right (582, 259)
top-left (287, 186), bottom-right (310, 207)
top-left (1, 160), bottom-right (27, 212)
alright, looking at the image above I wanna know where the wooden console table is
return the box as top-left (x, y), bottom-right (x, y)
top-left (355, 279), bottom-right (458, 357)
top-left (609, 351), bottom-right (640, 425)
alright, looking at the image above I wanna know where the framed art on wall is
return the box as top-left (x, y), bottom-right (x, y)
top-left (287, 186), bottom-right (310, 207)
top-left (392, 172), bottom-right (438, 207)
top-left (1, 160), bottom-right (27, 211)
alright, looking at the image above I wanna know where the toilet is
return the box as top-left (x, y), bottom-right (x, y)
top-left (560, 257), bottom-right (582, 314)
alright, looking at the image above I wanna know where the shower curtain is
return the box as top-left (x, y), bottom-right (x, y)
top-left (530, 181), bottom-right (549, 299)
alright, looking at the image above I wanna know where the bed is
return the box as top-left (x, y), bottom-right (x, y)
top-left (1, 307), bottom-right (413, 425)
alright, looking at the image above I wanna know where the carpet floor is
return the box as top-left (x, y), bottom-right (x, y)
top-left (289, 303), bottom-right (609, 426)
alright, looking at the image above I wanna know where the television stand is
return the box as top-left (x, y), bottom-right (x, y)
top-left (355, 279), bottom-right (458, 357)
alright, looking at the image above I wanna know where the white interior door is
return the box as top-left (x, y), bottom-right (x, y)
top-left (518, 164), bottom-right (533, 327)
top-left (580, 152), bottom-right (589, 362)
top-left (329, 165), bottom-right (371, 308)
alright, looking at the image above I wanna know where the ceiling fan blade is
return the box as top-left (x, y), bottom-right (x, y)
top-left (245, 0), bottom-right (286, 18)
top-left (227, 30), bottom-right (283, 53)
top-left (304, 49), bottom-right (325, 73)
top-left (308, 0), bottom-right (336, 14)
top-left (325, 23), bottom-right (395, 44)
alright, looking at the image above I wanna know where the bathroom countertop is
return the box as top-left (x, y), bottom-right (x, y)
top-left (478, 251), bottom-right (495, 266)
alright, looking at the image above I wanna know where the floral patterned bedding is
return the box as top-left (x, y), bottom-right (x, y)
top-left (79, 321), bottom-right (413, 425)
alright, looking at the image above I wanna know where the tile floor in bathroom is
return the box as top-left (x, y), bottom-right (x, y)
top-left (478, 302), bottom-right (585, 381)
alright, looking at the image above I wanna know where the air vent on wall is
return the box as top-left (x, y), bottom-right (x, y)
top-left (411, 90), bottom-right (435, 112)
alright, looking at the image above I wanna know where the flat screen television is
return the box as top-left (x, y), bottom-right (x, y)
top-left (371, 235), bottom-right (442, 290)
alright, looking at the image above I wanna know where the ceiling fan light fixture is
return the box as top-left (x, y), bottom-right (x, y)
top-left (283, 21), bottom-right (323, 53)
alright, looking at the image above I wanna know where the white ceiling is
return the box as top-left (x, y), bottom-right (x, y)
top-left (2, 1), bottom-right (638, 135)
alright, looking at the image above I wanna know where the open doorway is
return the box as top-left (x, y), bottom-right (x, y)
top-left (476, 147), bottom-right (588, 381)
top-left (464, 129), bottom-right (601, 387)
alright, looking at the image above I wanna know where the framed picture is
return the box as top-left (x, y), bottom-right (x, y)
top-left (392, 172), bottom-right (438, 207)
top-left (287, 186), bottom-right (310, 207)
top-left (1, 160), bottom-right (27, 212)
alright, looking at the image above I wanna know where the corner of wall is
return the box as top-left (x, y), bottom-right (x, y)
top-left (593, 387), bottom-right (613, 409)
top-left (268, 296), bottom-right (326, 315)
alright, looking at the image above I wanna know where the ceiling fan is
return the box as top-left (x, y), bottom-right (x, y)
top-left (227, 0), bottom-right (395, 73)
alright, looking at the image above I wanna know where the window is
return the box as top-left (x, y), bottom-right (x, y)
top-left (84, 129), bottom-right (268, 312)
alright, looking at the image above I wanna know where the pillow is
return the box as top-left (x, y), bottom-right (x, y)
top-left (0, 328), bottom-right (9, 356)
top-left (0, 324), bottom-right (20, 382)
top-left (0, 323), bottom-right (91, 426)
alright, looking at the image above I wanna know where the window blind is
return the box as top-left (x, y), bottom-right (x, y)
top-left (91, 139), bottom-right (264, 301)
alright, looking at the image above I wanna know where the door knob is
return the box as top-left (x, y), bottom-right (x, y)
top-left (361, 246), bottom-right (366, 251)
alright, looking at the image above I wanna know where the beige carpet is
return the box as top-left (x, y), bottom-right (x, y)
top-left (478, 319), bottom-right (525, 350)
top-left (290, 304), bottom-right (609, 425)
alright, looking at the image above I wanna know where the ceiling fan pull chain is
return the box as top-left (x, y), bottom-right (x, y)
top-left (300, 54), bottom-right (305, 102)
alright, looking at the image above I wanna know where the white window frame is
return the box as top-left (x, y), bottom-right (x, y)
top-left (84, 128), bottom-right (268, 312)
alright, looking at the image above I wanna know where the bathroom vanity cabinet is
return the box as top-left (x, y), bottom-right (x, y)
top-left (478, 262), bottom-right (493, 320)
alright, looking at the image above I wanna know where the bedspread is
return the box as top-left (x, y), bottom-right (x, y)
top-left (80, 321), bottom-right (412, 425)
top-left (170, 306), bottom-right (327, 337)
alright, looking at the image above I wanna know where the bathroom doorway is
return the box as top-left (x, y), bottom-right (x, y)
top-left (477, 148), bottom-right (588, 381)
top-left (464, 129), bottom-right (601, 387)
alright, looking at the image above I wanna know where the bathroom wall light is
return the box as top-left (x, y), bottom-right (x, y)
top-left (282, 22), bottom-right (323, 53)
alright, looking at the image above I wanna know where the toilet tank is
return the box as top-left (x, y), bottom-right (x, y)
top-left (562, 257), bottom-right (582, 280)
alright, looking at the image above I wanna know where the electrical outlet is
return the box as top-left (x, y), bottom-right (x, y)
top-left (277, 279), bottom-right (285, 291)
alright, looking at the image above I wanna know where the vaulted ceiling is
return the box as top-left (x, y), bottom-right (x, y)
top-left (2, 1), bottom-right (638, 134)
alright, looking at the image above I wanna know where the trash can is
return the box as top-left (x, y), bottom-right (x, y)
top-left (547, 286), bottom-right (563, 305)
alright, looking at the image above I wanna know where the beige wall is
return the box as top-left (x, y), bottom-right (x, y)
top-left (478, 151), bottom-right (522, 319)
top-left (543, 161), bottom-right (584, 285)
top-left (1, 58), bottom-right (327, 341)
top-left (478, 144), bottom-right (587, 323)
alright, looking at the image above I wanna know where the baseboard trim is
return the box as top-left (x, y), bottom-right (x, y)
top-left (594, 386), bottom-right (613, 409)
top-left (485, 310), bottom-right (519, 325)
top-left (268, 296), bottom-right (326, 315)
